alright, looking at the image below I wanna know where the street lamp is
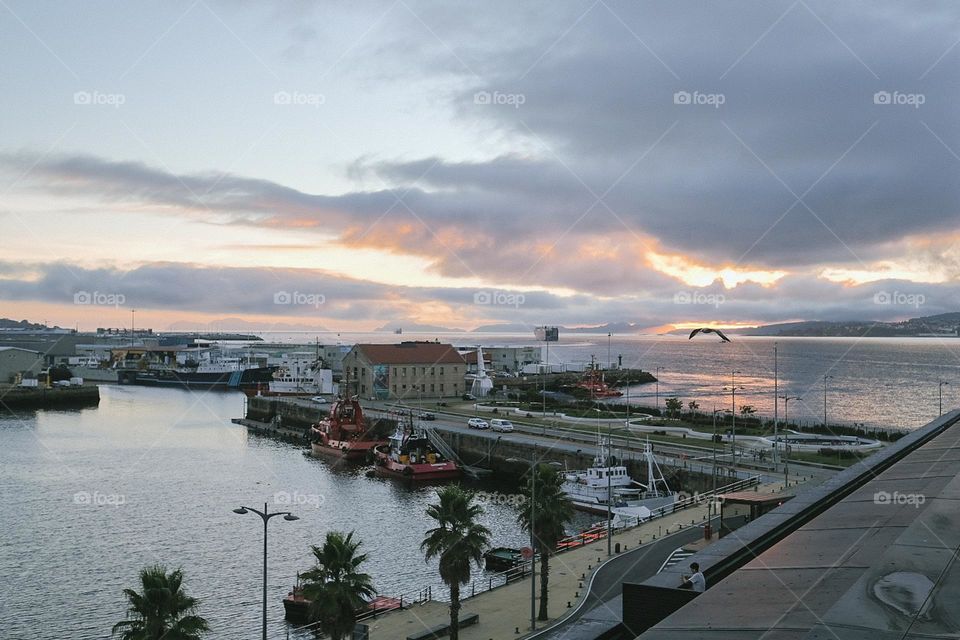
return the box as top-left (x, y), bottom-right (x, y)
top-left (780, 395), bottom-right (801, 426)
top-left (779, 395), bottom-right (800, 487)
top-left (233, 502), bottom-right (299, 640)
top-left (655, 366), bottom-right (662, 413)
top-left (773, 343), bottom-right (778, 464)
top-left (724, 371), bottom-right (743, 465)
top-left (607, 332), bottom-right (612, 370)
top-left (507, 456), bottom-right (561, 632)
top-left (939, 380), bottom-right (950, 416)
top-left (823, 375), bottom-right (834, 429)
top-left (592, 405), bottom-right (615, 557)
top-left (710, 407), bottom-right (725, 517)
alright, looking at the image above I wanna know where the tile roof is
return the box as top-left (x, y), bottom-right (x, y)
top-left (354, 342), bottom-right (466, 365)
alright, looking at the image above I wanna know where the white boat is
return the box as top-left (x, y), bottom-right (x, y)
top-left (246, 352), bottom-right (334, 397)
top-left (562, 439), bottom-right (676, 516)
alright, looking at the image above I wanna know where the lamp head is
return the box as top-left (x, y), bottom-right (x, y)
top-left (233, 507), bottom-right (248, 515)
top-left (283, 514), bottom-right (299, 521)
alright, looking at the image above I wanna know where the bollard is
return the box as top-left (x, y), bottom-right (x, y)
top-left (568, 601), bottom-right (572, 608)
top-left (515, 627), bottom-right (520, 634)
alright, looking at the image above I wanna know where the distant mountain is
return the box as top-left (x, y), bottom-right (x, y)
top-left (166, 318), bottom-right (329, 332)
top-left (471, 321), bottom-right (649, 334)
top-left (374, 322), bottom-right (464, 333)
top-left (731, 313), bottom-right (960, 337)
top-left (0, 318), bottom-right (61, 330)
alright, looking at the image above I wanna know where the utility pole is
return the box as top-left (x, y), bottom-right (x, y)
top-left (773, 343), bottom-right (778, 464)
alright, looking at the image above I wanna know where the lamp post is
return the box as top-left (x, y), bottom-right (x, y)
top-left (823, 375), bottom-right (834, 429)
top-left (779, 395), bottom-right (800, 486)
top-left (939, 380), bottom-right (950, 416)
top-left (233, 503), bottom-right (299, 640)
top-left (724, 371), bottom-right (743, 465)
top-left (607, 332), bottom-right (612, 370)
top-left (507, 457), bottom-right (561, 632)
top-left (773, 343), bottom-right (778, 464)
top-left (655, 366), bottom-right (662, 414)
top-left (710, 407), bottom-right (724, 517)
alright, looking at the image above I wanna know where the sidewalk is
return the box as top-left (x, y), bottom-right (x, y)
top-left (363, 481), bottom-right (794, 639)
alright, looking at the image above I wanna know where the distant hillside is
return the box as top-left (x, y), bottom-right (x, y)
top-left (374, 322), bottom-right (465, 333)
top-left (733, 312), bottom-right (960, 337)
top-left (471, 322), bottom-right (648, 334)
top-left (0, 318), bottom-right (60, 330)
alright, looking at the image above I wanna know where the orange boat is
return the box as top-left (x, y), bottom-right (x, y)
top-left (310, 396), bottom-right (387, 461)
top-left (576, 368), bottom-right (622, 398)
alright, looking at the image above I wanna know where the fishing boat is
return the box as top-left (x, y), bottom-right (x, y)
top-left (310, 396), bottom-right (386, 461)
top-left (373, 413), bottom-right (460, 481)
top-left (575, 366), bottom-right (622, 398)
top-left (562, 440), bottom-right (675, 515)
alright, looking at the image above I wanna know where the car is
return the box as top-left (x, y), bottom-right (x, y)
top-left (490, 419), bottom-right (514, 432)
top-left (462, 393), bottom-right (477, 401)
top-left (467, 417), bottom-right (489, 430)
top-left (309, 396), bottom-right (329, 404)
top-left (419, 412), bottom-right (437, 421)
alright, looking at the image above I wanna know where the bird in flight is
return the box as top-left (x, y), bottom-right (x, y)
top-left (688, 327), bottom-right (732, 342)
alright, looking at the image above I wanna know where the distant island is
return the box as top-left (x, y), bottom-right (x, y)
top-left (730, 312), bottom-right (960, 337)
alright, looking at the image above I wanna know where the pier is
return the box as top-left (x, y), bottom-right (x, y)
top-left (0, 383), bottom-right (100, 409)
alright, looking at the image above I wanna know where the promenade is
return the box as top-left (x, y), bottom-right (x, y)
top-left (363, 482), bottom-right (794, 640)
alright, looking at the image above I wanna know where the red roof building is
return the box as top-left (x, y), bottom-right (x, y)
top-left (343, 342), bottom-right (466, 400)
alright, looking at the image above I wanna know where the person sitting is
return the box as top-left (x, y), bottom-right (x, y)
top-left (681, 561), bottom-right (706, 593)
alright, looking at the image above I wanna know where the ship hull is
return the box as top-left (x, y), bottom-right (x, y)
top-left (310, 440), bottom-right (383, 461)
top-left (373, 454), bottom-right (461, 481)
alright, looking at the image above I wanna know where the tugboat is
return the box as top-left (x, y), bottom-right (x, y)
top-left (310, 396), bottom-right (386, 461)
top-left (575, 366), bottom-right (622, 398)
top-left (373, 413), bottom-right (460, 481)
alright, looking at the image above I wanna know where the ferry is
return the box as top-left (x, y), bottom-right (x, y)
top-left (562, 440), bottom-right (675, 515)
top-left (373, 414), bottom-right (460, 481)
top-left (310, 396), bottom-right (386, 461)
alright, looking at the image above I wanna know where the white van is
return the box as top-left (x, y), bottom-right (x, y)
top-left (490, 419), bottom-right (514, 433)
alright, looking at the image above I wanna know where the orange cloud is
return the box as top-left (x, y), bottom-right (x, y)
top-left (646, 251), bottom-right (787, 288)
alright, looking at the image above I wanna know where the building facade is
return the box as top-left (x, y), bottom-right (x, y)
top-left (343, 342), bottom-right (466, 400)
top-left (0, 347), bottom-right (43, 383)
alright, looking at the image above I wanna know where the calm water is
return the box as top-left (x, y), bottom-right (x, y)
top-left (0, 386), bottom-right (531, 640)
top-left (3, 336), bottom-right (959, 639)
top-left (258, 332), bottom-right (960, 430)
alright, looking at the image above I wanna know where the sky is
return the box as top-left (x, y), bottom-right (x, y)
top-left (0, 0), bottom-right (958, 333)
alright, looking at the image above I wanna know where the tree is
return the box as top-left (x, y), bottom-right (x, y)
top-left (112, 565), bottom-right (209, 640)
top-left (301, 531), bottom-right (376, 640)
top-left (421, 485), bottom-right (491, 640)
top-left (517, 464), bottom-right (575, 622)
top-left (665, 397), bottom-right (683, 419)
top-left (687, 400), bottom-right (700, 413)
top-left (739, 404), bottom-right (757, 416)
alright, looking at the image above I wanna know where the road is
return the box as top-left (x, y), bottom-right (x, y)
top-left (530, 525), bottom-right (706, 640)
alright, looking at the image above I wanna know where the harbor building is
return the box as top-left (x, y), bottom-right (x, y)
top-left (0, 347), bottom-right (43, 382)
top-left (342, 342), bottom-right (466, 400)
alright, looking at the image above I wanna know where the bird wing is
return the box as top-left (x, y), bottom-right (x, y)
top-left (715, 329), bottom-right (732, 342)
top-left (688, 328), bottom-right (702, 340)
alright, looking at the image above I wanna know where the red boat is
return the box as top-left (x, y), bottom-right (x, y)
top-left (373, 414), bottom-right (460, 481)
top-left (576, 368), bottom-right (622, 398)
top-left (283, 578), bottom-right (403, 623)
top-left (310, 396), bottom-right (386, 461)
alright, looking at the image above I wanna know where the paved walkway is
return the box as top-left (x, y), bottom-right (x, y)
top-left (362, 482), bottom-right (795, 640)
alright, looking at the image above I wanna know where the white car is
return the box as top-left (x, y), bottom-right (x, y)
top-left (490, 419), bottom-right (514, 432)
top-left (309, 396), bottom-right (329, 404)
top-left (467, 418), bottom-right (489, 430)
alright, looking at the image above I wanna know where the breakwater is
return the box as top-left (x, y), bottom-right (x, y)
top-left (0, 384), bottom-right (100, 409)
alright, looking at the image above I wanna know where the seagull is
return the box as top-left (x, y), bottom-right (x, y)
top-left (688, 327), bottom-right (731, 343)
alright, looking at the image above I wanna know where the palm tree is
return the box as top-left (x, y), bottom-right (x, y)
top-left (112, 565), bottom-right (209, 640)
top-left (421, 485), bottom-right (491, 640)
top-left (517, 464), bottom-right (574, 621)
top-left (300, 531), bottom-right (376, 640)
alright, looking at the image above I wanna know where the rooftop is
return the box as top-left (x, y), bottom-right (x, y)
top-left (354, 342), bottom-right (466, 365)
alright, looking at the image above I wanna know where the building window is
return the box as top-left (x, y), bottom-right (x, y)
top-left (392, 384), bottom-right (396, 392)
top-left (402, 367), bottom-right (406, 376)
top-left (430, 367), bottom-right (435, 375)
top-left (402, 384), bottom-right (407, 390)
top-left (440, 383), bottom-right (444, 391)
top-left (430, 384), bottom-right (435, 392)
top-left (393, 367), bottom-right (397, 376)
top-left (439, 367), bottom-right (444, 375)
top-left (361, 385), bottom-right (366, 394)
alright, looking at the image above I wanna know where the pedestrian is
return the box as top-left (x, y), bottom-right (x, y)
top-left (682, 562), bottom-right (706, 593)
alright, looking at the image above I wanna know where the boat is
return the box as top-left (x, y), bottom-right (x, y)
top-left (562, 440), bottom-right (675, 515)
top-left (310, 396), bottom-right (387, 461)
top-left (243, 352), bottom-right (334, 397)
top-left (483, 547), bottom-right (524, 572)
top-left (373, 413), bottom-right (460, 481)
top-left (117, 354), bottom-right (275, 391)
top-left (283, 576), bottom-right (403, 624)
top-left (575, 366), bottom-right (622, 398)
